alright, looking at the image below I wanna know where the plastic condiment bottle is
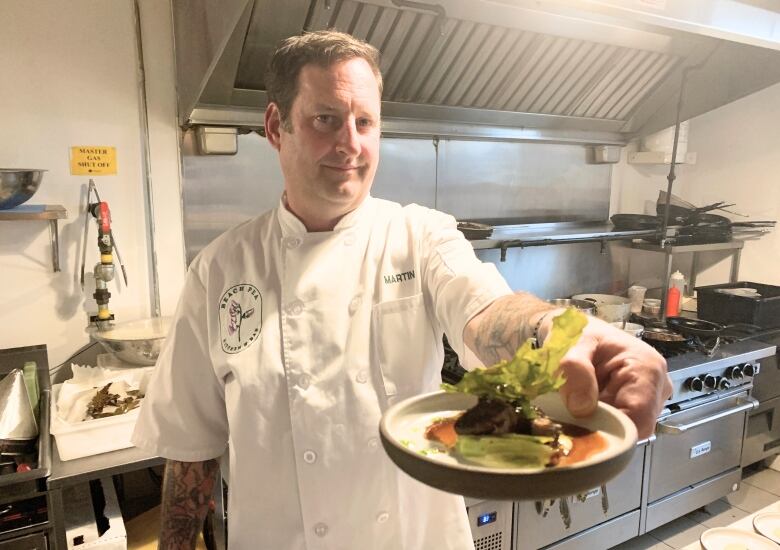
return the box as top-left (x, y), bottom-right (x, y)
top-left (666, 286), bottom-right (681, 317)
top-left (670, 270), bottom-right (686, 295)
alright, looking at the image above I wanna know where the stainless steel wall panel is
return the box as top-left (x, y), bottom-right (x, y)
top-left (181, 132), bottom-right (285, 264)
top-left (436, 140), bottom-right (611, 224)
top-left (475, 244), bottom-right (620, 300)
top-left (370, 139), bottom-right (437, 208)
top-left (180, 135), bottom-right (436, 263)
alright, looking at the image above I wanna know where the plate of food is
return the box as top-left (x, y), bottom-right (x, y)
top-left (379, 309), bottom-right (638, 500)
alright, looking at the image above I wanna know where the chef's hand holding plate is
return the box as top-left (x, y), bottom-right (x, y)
top-left (544, 315), bottom-right (672, 439)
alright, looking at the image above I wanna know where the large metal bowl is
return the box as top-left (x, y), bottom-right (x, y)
top-left (89, 317), bottom-right (172, 366)
top-left (0, 169), bottom-right (46, 210)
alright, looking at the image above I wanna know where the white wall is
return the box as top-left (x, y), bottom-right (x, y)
top-left (613, 81), bottom-right (780, 293)
top-left (0, 0), bottom-right (185, 368)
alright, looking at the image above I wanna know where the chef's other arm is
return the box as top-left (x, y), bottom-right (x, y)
top-left (463, 292), bottom-right (672, 439)
top-left (159, 458), bottom-right (219, 550)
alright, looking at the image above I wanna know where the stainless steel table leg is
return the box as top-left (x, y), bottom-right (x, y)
top-left (213, 471), bottom-right (227, 550)
top-left (730, 248), bottom-right (742, 282)
top-left (49, 219), bottom-right (60, 272)
top-left (48, 487), bottom-right (67, 550)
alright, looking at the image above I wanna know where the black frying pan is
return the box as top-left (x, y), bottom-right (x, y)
top-left (665, 317), bottom-right (761, 339)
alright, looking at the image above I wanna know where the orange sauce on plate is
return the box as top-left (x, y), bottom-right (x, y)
top-left (424, 417), bottom-right (608, 466)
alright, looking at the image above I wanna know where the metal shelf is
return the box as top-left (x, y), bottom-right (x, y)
top-left (0, 205), bottom-right (67, 272)
top-left (632, 239), bottom-right (745, 318)
top-left (469, 222), bottom-right (659, 261)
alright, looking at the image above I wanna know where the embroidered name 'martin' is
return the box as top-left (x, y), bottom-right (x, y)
top-left (384, 270), bottom-right (415, 284)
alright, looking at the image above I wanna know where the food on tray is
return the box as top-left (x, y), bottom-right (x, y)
top-left (431, 308), bottom-right (605, 468)
top-left (86, 381), bottom-right (144, 419)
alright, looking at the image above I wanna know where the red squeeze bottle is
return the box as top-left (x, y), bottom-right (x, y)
top-left (666, 287), bottom-right (681, 317)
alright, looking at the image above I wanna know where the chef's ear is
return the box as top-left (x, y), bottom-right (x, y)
top-left (265, 102), bottom-right (284, 150)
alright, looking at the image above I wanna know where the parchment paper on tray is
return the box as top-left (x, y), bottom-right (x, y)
top-left (55, 365), bottom-right (151, 424)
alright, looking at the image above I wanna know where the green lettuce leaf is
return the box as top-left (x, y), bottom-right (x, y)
top-left (455, 434), bottom-right (557, 468)
top-left (442, 308), bottom-right (587, 404)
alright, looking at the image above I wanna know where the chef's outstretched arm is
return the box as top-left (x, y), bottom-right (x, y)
top-left (159, 458), bottom-right (219, 550)
top-left (463, 292), bottom-right (672, 439)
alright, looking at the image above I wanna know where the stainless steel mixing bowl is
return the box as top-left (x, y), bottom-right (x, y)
top-left (0, 169), bottom-right (46, 210)
top-left (89, 317), bottom-right (172, 366)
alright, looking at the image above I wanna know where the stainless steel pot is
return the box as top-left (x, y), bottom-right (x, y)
top-left (572, 294), bottom-right (632, 323)
top-left (548, 298), bottom-right (596, 316)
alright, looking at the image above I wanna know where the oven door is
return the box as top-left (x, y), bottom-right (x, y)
top-left (648, 390), bottom-right (757, 503)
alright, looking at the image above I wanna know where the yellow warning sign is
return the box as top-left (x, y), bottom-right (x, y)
top-left (70, 146), bottom-right (117, 175)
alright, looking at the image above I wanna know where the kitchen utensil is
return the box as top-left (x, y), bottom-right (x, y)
top-left (610, 322), bottom-right (644, 338)
top-left (571, 294), bottom-right (631, 323)
top-left (643, 298), bottom-right (661, 317)
top-left (610, 214), bottom-right (661, 231)
top-left (665, 317), bottom-right (761, 340)
top-left (547, 299), bottom-right (596, 316)
top-left (457, 221), bottom-right (493, 240)
top-left (379, 390), bottom-right (637, 500)
top-left (0, 169), bottom-right (46, 210)
top-left (642, 326), bottom-right (689, 344)
top-left (88, 316), bottom-right (172, 366)
top-left (0, 369), bottom-right (38, 454)
top-left (700, 526), bottom-right (778, 550)
top-left (627, 286), bottom-right (647, 313)
top-left (753, 512), bottom-right (780, 543)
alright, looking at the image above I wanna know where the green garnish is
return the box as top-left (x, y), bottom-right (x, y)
top-left (441, 308), bottom-right (587, 405)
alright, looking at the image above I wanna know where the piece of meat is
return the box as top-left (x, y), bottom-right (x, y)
top-left (454, 397), bottom-right (522, 435)
top-left (531, 417), bottom-right (563, 437)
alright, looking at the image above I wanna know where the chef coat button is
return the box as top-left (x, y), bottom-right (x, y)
top-left (355, 370), bottom-right (368, 384)
top-left (298, 374), bottom-right (311, 390)
top-left (287, 300), bottom-right (304, 316)
top-left (376, 511), bottom-right (390, 524)
top-left (343, 233), bottom-right (355, 246)
top-left (303, 450), bottom-right (317, 464)
top-left (313, 522), bottom-right (328, 537)
top-left (285, 237), bottom-right (302, 249)
top-left (367, 437), bottom-right (379, 450)
top-left (348, 295), bottom-right (362, 314)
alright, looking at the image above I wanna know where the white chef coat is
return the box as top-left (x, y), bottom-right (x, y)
top-left (132, 195), bottom-right (512, 550)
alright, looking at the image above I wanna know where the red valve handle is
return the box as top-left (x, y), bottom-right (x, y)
top-left (98, 202), bottom-right (111, 234)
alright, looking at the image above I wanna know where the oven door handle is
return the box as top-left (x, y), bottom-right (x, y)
top-left (657, 397), bottom-right (759, 434)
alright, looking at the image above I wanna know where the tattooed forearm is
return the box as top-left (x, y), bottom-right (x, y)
top-left (159, 458), bottom-right (219, 550)
top-left (464, 292), bottom-right (556, 365)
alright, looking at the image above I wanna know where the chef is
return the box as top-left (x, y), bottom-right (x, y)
top-left (132, 30), bottom-right (671, 550)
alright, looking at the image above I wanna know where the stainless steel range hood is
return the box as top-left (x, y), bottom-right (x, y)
top-left (172, 0), bottom-right (780, 144)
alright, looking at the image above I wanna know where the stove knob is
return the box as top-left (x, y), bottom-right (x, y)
top-left (685, 377), bottom-right (704, 392)
top-left (727, 366), bottom-right (744, 381)
top-left (743, 363), bottom-right (757, 377)
top-left (703, 374), bottom-right (717, 389)
top-left (717, 377), bottom-right (731, 390)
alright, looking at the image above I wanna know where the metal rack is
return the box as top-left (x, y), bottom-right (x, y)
top-left (0, 205), bottom-right (67, 272)
top-left (469, 222), bottom-right (659, 261)
top-left (632, 240), bottom-right (745, 318)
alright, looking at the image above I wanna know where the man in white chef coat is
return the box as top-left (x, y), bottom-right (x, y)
top-left (132, 31), bottom-right (671, 550)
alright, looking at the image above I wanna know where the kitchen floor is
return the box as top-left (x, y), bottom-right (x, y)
top-left (611, 462), bottom-right (780, 549)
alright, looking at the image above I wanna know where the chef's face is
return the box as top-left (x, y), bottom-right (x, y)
top-left (266, 57), bottom-right (381, 231)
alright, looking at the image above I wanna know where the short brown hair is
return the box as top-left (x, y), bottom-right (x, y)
top-left (265, 30), bottom-right (383, 130)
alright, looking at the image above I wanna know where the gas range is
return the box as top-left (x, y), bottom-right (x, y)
top-left (662, 338), bottom-right (776, 407)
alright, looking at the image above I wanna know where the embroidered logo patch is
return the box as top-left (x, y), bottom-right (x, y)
top-left (219, 284), bottom-right (262, 354)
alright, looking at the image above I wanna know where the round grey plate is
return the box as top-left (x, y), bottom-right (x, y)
top-left (379, 391), bottom-right (637, 500)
